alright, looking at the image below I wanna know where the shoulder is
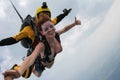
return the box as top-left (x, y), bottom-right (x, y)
top-left (21, 26), bottom-right (34, 32)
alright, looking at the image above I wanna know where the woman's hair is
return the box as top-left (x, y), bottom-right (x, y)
top-left (36, 16), bottom-right (51, 31)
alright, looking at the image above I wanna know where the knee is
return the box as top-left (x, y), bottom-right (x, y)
top-left (36, 74), bottom-right (41, 77)
top-left (33, 69), bottom-right (42, 77)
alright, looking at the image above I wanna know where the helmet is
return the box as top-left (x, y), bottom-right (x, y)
top-left (35, 2), bottom-right (51, 21)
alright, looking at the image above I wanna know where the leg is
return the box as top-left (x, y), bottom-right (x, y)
top-left (32, 68), bottom-right (42, 77)
top-left (21, 48), bottom-right (35, 78)
top-left (11, 64), bottom-right (20, 70)
top-left (10, 64), bottom-right (33, 78)
top-left (22, 65), bottom-right (34, 78)
top-left (33, 57), bottom-right (45, 77)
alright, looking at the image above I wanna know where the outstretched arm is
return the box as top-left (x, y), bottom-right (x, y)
top-left (51, 8), bottom-right (72, 25)
top-left (0, 26), bottom-right (34, 46)
top-left (0, 37), bottom-right (18, 46)
top-left (18, 42), bottom-right (44, 76)
top-left (57, 17), bottom-right (81, 35)
top-left (2, 42), bottom-right (45, 79)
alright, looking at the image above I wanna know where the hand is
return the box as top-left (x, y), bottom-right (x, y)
top-left (75, 17), bottom-right (81, 25)
top-left (4, 76), bottom-right (13, 80)
top-left (63, 8), bottom-right (72, 16)
top-left (2, 70), bottom-right (20, 79)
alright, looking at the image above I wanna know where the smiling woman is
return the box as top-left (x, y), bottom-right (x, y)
top-left (2, 16), bottom-right (81, 80)
top-left (0, 0), bottom-right (115, 80)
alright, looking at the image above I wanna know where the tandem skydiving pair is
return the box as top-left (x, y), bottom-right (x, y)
top-left (0, 1), bottom-right (72, 79)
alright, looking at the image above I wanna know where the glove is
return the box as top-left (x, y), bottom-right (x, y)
top-left (55, 8), bottom-right (72, 24)
top-left (0, 37), bottom-right (17, 46)
top-left (63, 8), bottom-right (72, 16)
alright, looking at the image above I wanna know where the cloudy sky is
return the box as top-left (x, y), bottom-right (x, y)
top-left (0, 0), bottom-right (120, 80)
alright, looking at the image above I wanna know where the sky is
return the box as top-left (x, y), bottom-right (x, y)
top-left (0, 0), bottom-right (120, 80)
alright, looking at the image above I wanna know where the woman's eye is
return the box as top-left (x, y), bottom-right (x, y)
top-left (50, 25), bottom-right (53, 28)
top-left (44, 27), bottom-right (48, 31)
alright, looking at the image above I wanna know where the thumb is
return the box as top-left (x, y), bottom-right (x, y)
top-left (75, 17), bottom-right (77, 25)
top-left (75, 17), bottom-right (77, 22)
top-left (74, 17), bottom-right (81, 25)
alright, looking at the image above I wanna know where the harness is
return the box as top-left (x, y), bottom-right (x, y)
top-left (20, 15), bottom-right (62, 63)
top-left (20, 15), bottom-right (40, 49)
top-left (32, 32), bottom-right (61, 62)
top-left (41, 33), bottom-right (61, 62)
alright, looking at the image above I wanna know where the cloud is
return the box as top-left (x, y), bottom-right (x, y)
top-left (77, 0), bottom-right (114, 18)
top-left (0, 47), bottom-right (12, 73)
top-left (74, 0), bottom-right (120, 79)
top-left (18, 0), bottom-right (28, 7)
top-left (44, 0), bottom-right (119, 80)
top-left (0, 0), bottom-right (7, 19)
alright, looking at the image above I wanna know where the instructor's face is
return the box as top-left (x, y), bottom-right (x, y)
top-left (38, 13), bottom-right (50, 22)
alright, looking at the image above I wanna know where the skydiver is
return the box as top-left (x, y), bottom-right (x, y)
top-left (3, 16), bottom-right (81, 80)
top-left (0, 2), bottom-right (71, 79)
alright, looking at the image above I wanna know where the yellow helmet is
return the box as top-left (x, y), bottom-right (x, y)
top-left (35, 2), bottom-right (51, 21)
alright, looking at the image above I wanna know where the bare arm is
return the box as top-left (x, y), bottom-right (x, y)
top-left (18, 42), bottom-right (44, 75)
top-left (57, 17), bottom-right (81, 35)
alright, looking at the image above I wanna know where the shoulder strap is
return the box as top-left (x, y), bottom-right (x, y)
top-left (55, 32), bottom-right (61, 43)
top-left (20, 15), bottom-right (40, 48)
top-left (20, 15), bottom-right (34, 31)
top-left (41, 33), bottom-right (61, 62)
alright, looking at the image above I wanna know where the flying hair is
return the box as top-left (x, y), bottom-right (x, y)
top-left (36, 16), bottom-right (51, 31)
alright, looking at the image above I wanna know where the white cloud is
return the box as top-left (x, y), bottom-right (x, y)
top-left (18, 0), bottom-right (28, 7)
top-left (75, 0), bottom-right (120, 79)
top-left (47, 0), bottom-right (119, 80)
top-left (0, 0), bottom-right (7, 19)
top-left (0, 47), bottom-right (12, 72)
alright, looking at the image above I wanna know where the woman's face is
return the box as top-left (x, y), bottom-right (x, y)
top-left (41, 21), bottom-right (56, 37)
